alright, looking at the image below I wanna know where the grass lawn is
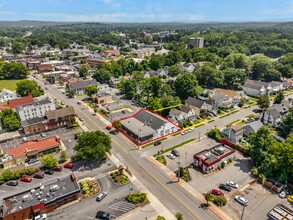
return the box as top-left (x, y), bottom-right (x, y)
top-left (249, 97), bottom-right (259, 102)
top-left (0, 79), bottom-right (25, 91)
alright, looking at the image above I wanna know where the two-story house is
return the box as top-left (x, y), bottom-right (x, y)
top-left (185, 97), bottom-right (208, 117)
top-left (168, 109), bottom-right (187, 124)
top-left (261, 108), bottom-right (282, 128)
top-left (222, 123), bottom-right (244, 144)
top-left (67, 79), bottom-right (98, 95)
top-left (0, 89), bottom-right (18, 102)
top-left (16, 99), bottom-right (56, 122)
top-left (241, 81), bottom-right (267, 97)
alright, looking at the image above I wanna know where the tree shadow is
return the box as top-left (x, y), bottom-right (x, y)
top-left (199, 203), bottom-right (209, 210)
top-left (72, 159), bottom-right (107, 171)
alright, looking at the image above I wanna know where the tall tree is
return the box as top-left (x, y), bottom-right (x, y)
top-left (93, 69), bottom-right (112, 84)
top-left (16, 80), bottom-right (44, 97)
top-left (41, 155), bottom-right (58, 169)
top-left (257, 95), bottom-right (270, 110)
top-left (84, 84), bottom-right (98, 97)
top-left (78, 64), bottom-right (89, 77)
top-left (274, 91), bottom-right (284, 104)
top-left (283, 108), bottom-right (293, 137)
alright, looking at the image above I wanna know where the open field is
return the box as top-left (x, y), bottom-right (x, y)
top-left (0, 80), bottom-right (24, 91)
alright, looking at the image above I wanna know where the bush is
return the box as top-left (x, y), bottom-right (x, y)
top-left (213, 196), bottom-right (227, 206)
top-left (207, 128), bottom-right (221, 140)
top-left (126, 193), bottom-right (147, 203)
top-left (221, 161), bottom-right (225, 169)
top-left (156, 216), bottom-right (166, 220)
top-left (2, 170), bottom-right (13, 182)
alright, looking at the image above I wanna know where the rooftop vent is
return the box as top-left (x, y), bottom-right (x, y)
top-left (50, 184), bottom-right (59, 192)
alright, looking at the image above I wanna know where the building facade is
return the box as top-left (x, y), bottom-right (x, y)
top-left (188, 37), bottom-right (204, 48)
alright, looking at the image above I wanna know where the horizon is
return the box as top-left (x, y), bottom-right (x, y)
top-left (0, 0), bottom-right (293, 23)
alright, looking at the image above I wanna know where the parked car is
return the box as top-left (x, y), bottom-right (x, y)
top-left (77, 101), bottom-right (81, 105)
top-left (226, 181), bottom-right (239, 188)
top-left (96, 211), bottom-right (110, 220)
top-left (61, 101), bottom-right (65, 105)
top-left (154, 140), bottom-right (161, 146)
top-left (20, 176), bottom-right (32, 183)
top-left (188, 127), bottom-right (195, 132)
top-left (167, 153), bottom-right (176, 160)
top-left (40, 133), bottom-right (46, 138)
top-left (79, 117), bottom-right (84, 121)
top-left (219, 184), bottom-right (231, 192)
top-left (110, 130), bottom-right (118, 135)
top-left (212, 189), bottom-right (224, 196)
top-left (279, 191), bottom-right (287, 199)
top-left (34, 214), bottom-right (47, 220)
top-left (234, 195), bottom-right (248, 206)
top-left (171, 149), bottom-right (180, 157)
top-left (28, 158), bottom-right (39, 164)
top-left (22, 137), bottom-right (28, 142)
top-left (7, 180), bottom-right (18, 186)
top-left (288, 195), bottom-right (293, 203)
top-left (33, 172), bottom-right (44, 179)
top-left (96, 191), bottom-right (107, 202)
top-left (44, 170), bottom-right (54, 175)
top-left (181, 131), bottom-right (188, 135)
top-left (64, 163), bottom-right (74, 169)
top-left (53, 166), bottom-right (62, 172)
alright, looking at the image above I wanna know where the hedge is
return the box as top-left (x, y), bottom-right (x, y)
top-left (0, 167), bottom-right (40, 184)
top-left (126, 193), bottom-right (147, 203)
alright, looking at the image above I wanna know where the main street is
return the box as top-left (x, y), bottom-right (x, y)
top-left (31, 75), bottom-right (220, 220)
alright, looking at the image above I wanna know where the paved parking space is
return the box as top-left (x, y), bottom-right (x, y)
top-left (225, 183), bottom-right (291, 220)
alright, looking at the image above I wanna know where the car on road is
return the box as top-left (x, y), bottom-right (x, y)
top-left (235, 195), bottom-right (248, 206)
top-left (64, 163), bottom-right (74, 169)
top-left (34, 214), bottom-right (47, 220)
top-left (45, 87), bottom-right (48, 90)
top-left (28, 158), bottom-right (39, 164)
top-left (7, 180), bottom-right (18, 186)
top-left (53, 166), bottom-right (62, 172)
top-left (219, 184), bottom-right (231, 192)
top-left (171, 149), bottom-right (180, 157)
top-left (288, 195), bottom-right (293, 203)
top-left (154, 140), bottom-right (161, 146)
top-left (188, 127), bottom-right (195, 132)
top-left (22, 137), bottom-right (28, 142)
top-left (61, 101), bottom-right (65, 105)
top-left (79, 117), bottom-right (84, 121)
top-left (110, 130), bottom-right (118, 135)
top-left (20, 176), bottom-right (32, 183)
top-left (40, 133), bottom-right (46, 138)
top-left (212, 189), bottom-right (224, 196)
top-left (96, 191), bottom-right (107, 202)
top-left (181, 131), bottom-right (188, 135)
top-left (33, 172), bottom-right (44, 179)
top-left (279, 191), bottom-right (287, 199)
top-left (167, 153), bottom-right (176, 160)
top-left (77, 101), bottom-right (81, 105)
top-left (96, 211), bottom-right (110, 220)
top-left (44, 170), bottom-right (54, 175)
top-left (226, 181), bottom-right (239, 188)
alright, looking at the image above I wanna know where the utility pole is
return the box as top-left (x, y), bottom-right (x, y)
top-left (177, 155), bottom-right (181, 182)
top-left (198, 132), bottom-right (201, 141)
top-left (185, 151), bottom-right (187, 168)
top-left (240, 204), bottom-right (246, 220)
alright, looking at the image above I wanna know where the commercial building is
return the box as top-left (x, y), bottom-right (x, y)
top-left (1, 174), bottom-right (81, 220)
top-left (188, 37), bottom-right (204, 48)
top-left (193, 144), bottom-right (235, 173)
top-left (267, 204), bottom-right (293, 220)
top-left (66, 79), bottom-right (98, 95)
top-left (119, 109), bottom-right (180, 145)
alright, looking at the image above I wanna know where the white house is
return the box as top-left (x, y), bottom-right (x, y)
top-left (168, 109), bottom-right (187, 123)
top-left (222, 123), bottom-right (244, 144)
top-left (261, 108), bottom-right (282, 128)
top-left (241, 82), bottom-right (266, 97)
top-left (16, 99), bottom-right (56, 121)
top-left (0, 89), bottom-right (18, 102)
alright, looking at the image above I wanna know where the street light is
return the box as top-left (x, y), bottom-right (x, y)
top-left (177, 155), bottom-right (181, 182)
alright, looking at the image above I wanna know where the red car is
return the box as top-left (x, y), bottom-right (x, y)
top-left (20, 176), bottom-right (32, 183)
top-left (64, 163), bottom-right (74, 169)
top-left (53, 166), bottom-right (62, 172)
top-left (212, 189), bottom-right (224, 196)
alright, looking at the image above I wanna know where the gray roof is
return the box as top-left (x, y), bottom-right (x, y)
top-left (121, 118), bottom-right (155, 137)
top-left (21, 117), bottom-right (47, 128)
top-left (134, 110), bottom-right (166, 130)
top-left (205, 98), bottom-right (214, 105)
top-left (169, 109), bottom-right (184, 117)
top-left (68, 79), bottom-right (97, 91)
top-left (271, 81), bottom-right (282, 87)
top-left (268, 108), bottom-right (281, 119)
top-left (16, 99), bottom-right (53, 111)
top-left (242, 82), bottom-right (263, 90)
top-left (243, 120), bottom-right (263, 136)
top-left (212, 93), bottom-right (226, 100)
top-left (185, 97), bottom-right (205, 108)
top-left (180, 105), bottom-right (192, 113)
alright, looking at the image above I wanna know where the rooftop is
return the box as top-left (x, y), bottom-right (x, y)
top-left (46, 106), bottom-right (75, 120)
top-left (21, 116), bottom-right (47, 128)
top-left (16, 99), bottom-right (53, 111)
top-left (6, 136), bottom-right (60, 159)
top-left (2, 174), bottom-right (80, 217)
top-left (67, 79), bottom-right (98, 90)
top-left (267, 204), bottom-right (293, 220)
top-left (6, 94), bottom-right (34, 109)
top-left (185, 97), bottom-right (205, 108)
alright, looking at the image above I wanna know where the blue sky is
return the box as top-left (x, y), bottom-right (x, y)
top-left (0, 0), bottom-right (293, 22)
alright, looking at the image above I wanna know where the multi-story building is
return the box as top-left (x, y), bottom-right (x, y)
top-left (0, 89), bottom-right (18, 102)
top-left (66, 79), bottom-right (98, 95)
top-left (188, 37), bottom-right (204, 48)
top-left (16, 99), bottom-right (56, 121)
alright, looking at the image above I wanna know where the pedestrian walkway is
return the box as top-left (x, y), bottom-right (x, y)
top-left (109, 200), bottom-right (137, 212)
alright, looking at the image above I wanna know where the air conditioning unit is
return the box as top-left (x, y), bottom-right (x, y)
top-left (50, 184), bottom-right (59, 192)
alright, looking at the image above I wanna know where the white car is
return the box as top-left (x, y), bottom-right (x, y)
top-left (181, 131), bottom-right (188, 135)
top-left (167, 153), bottom-right (176, 160)
top-left (188, 128), bottom-right (195, 132)
top-left (279, 191), bottom-right (287, 199)
top-left (235, 195), bottom-right (248, 206)
top-left (226, 181), bottom-right (239, 188)
top-left (34, 214), bottom-right (47, 220)
top-left (22, 137), bottom-right (28, 142)
top-left (40, 133), bottom-right (46, 138)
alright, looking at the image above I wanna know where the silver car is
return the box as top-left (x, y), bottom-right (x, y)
top-left (167, 153), bottom-right (176, 160)
top-left (235, 195), bottom-right (248, 206)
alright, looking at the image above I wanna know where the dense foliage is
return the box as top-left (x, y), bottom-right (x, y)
top-left (16, 80), bottom-right (44, 97)
top-left (0, 108), bottom-right (20, 130)
top-left (0, 60), bottom-right (28, 80)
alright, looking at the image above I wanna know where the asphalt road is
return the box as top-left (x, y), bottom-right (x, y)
top-left (31, 75), bottom-right (220, 220)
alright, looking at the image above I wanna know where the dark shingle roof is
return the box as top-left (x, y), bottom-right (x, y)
top-left (185, 97), bottom-right (205, 108)
top-left (242, 82), bottom-right (263, 90)
top-left (21, 117), bottom-right (47, 128)
top-left (46, 106), bottom-right (75, 120)
top-left (268, 108), bottom-right (281, 119)
top-left (134, 110), bottom-right (166, 130)
top-left (68, 79), bottom-right (97, 91)
top-left (180, 105), bottom-right (192, 113)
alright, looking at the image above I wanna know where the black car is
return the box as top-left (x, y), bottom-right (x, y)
top-left (96, 211), bottom-right (110, 220)
top-left (171, 149), bottom-right (180, 157)
top-left (7, 180), bottom-right (18, 186)
top-left (110, 130), bottom-right (118, 135)
top-left (44, 170), bottom-right (54, 175)
top-left (219, 183), bottom-right (231, 192)
top-left (154, 140), bottom-right (161, 146)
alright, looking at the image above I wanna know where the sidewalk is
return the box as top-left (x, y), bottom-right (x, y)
top-left (149, 157), bottom-right (234, 220)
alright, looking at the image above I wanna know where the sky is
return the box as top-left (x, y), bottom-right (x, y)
top-left (0, 0), bottom-right (293, 22)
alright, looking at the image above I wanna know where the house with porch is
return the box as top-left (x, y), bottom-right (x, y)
top-left (222, 123), bottom-right (244, 144)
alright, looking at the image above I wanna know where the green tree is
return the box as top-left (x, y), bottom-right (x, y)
top-left (251, 55), bottom-right (274, 80)
top-left (175, 212), bottom-right (184, 220)
top-left (1, 170), bottom-right (13, 182)
top-left (149, 55), bottom-right (163, 70)
top-left (11, 41), bottom-right (25, 54)
top-left (93, 69), bottom-right (112, 84)
top-left (257, 95), bottom-right (270, 110)
top-left (207, 128), bottom-right (221, 140)
top-left (118, 79), bottom-right (137, 99)
top-left (174, 73), bottom-right (203, 100)
top-left (84, 84), bottom-right (98, 97)
top-left (0, 62), bottom-right (29, 79)
top-left (282, 108), bottom-right (293, 137)
top-left (168, 65), bottom-right (181, 77)
top-left (196, 65), bottom-right (223, 88)
top-left (223, 68), bottom-right (247, 89)
top-left (16, 80), bottom-right (44, 97)
top-left (68, 90), bottom-right (75, 98)
top-left (147, 97), bottom-right (162, 110)
top-left (78, 64), bottom-right (89, 77)
top-left (204, 191), bottom-right (213, 206)
top-left (74, 131), bottom-right (112, 160)
top-left (156, 216), bottom-right (166, 220)
top-left (59, 151), bottom-right (67, 163)
top-left (41, 154), bottom-right (58, 169)
top-left (0, 109), bottom-right (20, 131)
top-left (274, 91), bottom-right (284, 104)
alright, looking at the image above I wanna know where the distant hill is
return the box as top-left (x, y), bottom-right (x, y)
top-left (0, 20), bottom-right (74, 27)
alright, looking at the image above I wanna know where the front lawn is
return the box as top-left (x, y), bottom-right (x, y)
top-left (0, 79), bottom-right (25, 91)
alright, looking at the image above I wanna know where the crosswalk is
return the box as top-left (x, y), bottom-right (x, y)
top-left (109, 200), bottom-right (137, 213)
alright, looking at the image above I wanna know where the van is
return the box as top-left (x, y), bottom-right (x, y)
top-left (96, 191), bottom-right (107, 202)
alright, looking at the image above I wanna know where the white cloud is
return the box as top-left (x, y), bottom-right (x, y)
top-left (98, 0), bottom-right (122, 8)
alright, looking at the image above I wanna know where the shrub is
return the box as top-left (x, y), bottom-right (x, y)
top-left (228, 157), bottom-right (233, 163)
top-left (0, 175), bottom-right (4, 185)
top-left (213, 196), bottom-right (227, 206)
top-left (207, 128), bottom-right (221, 140)
top-left (2, 170), bottom-right (13, 182)
top-left (112, 175), bottom-right (116, 179)
top-left (156, 216), bottom-right (166, 220)
top-left (126, 193), bottom-right (147, 203)
top-left (115, 171), bottom-right (119, 175)
top-left (221, 161), bottom-right (225, 169)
